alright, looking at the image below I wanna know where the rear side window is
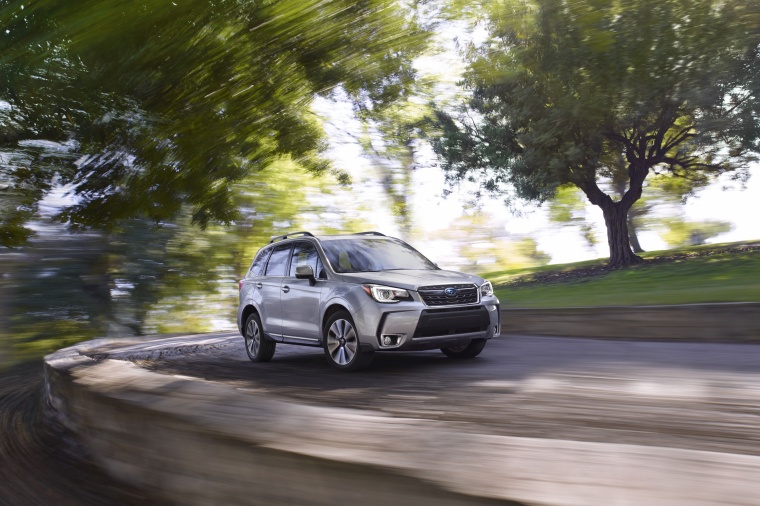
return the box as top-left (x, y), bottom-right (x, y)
top-left (288, 242), bottom-right (320, 277)
top-left (265, 244), bottom-right (292, 276)
top-left (249, 248), bottom-right (271, 277)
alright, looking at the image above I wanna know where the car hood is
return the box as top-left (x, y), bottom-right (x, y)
top-left (337, 269), bottom-right (483, 291)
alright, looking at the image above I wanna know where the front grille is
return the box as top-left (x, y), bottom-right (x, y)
top-left (418, 284), bottom-right (478, 306)
top-left (423, 306), bottom-right (481, 314)
top-left (413, 306), bottom-right (490, 338)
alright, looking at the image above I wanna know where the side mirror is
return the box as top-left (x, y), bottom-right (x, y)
top-left (295, 264), bottom-right (316, 286)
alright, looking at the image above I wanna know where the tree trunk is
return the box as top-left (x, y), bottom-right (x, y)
top-left (600, 200), bottom-right (643, 268)
top-left (627, 213), bottom-right (645, 253)
top-left (614, 179), bottom-right (645, 253)
top-left (579, 166), bottom-right (647, 268)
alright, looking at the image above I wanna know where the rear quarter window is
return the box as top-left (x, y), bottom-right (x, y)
top-left (264, 244), bottom-right (292, 276)
top-left (248, 247), bottom-right (271, 277)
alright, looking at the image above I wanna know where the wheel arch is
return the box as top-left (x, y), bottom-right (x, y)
top-left (240, 304), bottom-right (259, 333)
top-left (321, 303), bottom-right (374, 371)
top-left (322, 303), bottom-right (350, 334)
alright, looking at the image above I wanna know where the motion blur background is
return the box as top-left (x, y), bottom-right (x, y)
top-left (1, 0), bottom-right (759, 366)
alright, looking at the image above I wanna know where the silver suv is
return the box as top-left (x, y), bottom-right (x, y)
top-left (237, 231), bottom-right (500, 371)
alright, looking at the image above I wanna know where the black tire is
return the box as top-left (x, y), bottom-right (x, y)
top-left (244, 313), bottom-right (276, 362)
top-left (323, 311), bottom-right (374, 372)
top-left (440, 338), bottom-right (487, 359)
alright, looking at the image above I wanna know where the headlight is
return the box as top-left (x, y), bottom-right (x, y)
top-left (480, 280), bottom-right (493, 297)
top-left (362, 284), bottom-right (412, 303)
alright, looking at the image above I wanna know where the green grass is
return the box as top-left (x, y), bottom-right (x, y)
top-left (491, 241), bottom-right (760, 308)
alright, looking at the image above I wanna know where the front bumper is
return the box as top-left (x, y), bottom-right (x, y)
top-left (352, 298), bottom-right (501, 351)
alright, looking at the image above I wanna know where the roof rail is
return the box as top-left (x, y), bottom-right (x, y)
top-left (354, 231), bottom-right (386, 237)
top-left (268, 231), bottom-right (315, 244)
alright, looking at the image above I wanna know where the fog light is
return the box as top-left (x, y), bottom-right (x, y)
top-left (380, 334), bottom-right (402, 347)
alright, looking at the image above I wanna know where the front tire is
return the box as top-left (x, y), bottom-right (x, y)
top-left (323, 311), bottom-right (374, 372)
top-left (440, 338), bottom-right (486, 359)
top-left (244, 313), bottom-right (276, 362)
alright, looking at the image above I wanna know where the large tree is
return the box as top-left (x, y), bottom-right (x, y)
top-left (0, 0), bottom-right (429, 243)
top-left (432, 0), bottom-right (760, 267)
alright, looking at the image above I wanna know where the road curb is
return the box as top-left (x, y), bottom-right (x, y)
top-left (45, 337), bottom-right (760, 506)
top-left (501, 302), bottom-right (760, 341)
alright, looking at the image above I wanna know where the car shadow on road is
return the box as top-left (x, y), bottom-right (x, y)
top-left (135, 332), bottom-right (760, 412)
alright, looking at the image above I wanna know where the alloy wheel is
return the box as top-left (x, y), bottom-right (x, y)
top-left (326, 319), bottom-right (358, 365)
top-left (246, 319), bottom-right (261, 357)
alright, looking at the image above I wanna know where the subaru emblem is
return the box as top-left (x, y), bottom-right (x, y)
top-left (444, 287), bottom-right (457, 296)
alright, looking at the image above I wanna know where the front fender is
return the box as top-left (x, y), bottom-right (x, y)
top-left (319, 285), bottom-right (371, 325)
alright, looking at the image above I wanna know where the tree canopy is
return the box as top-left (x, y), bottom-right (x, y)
top-left (433, 0), bottom-right (760, 266)
top-left (0, 0), bottom-right (430, 245)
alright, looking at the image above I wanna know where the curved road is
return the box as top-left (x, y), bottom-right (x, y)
top-left (99, 332), bottom-right (760, 456)
top-left (3, 332), bottom-right (760, 504)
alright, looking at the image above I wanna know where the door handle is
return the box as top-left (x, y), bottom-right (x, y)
top-left (282, 286), bottom-right (290, 293)
top-left (255, 282), bottom-right (263, 289)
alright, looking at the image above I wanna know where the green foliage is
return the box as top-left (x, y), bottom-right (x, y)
top-left (0, 0), bottom-right (430, 237)
top-left (0, 207), bottom-right (34, 248)
top-left (659, 219), bottom-right (732, 248)
top-left (432, 0), bottom-right (760, 265)
top-left (142, 158), bottom-right (369, 335)
top-left (0, 0), bottom-right (433, 362)
top-left (0, 158), bottom-right (375, 362)
top-left (3, 232), bottom-right (112, 361)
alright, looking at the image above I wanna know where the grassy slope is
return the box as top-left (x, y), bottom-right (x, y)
top-left (489, 241), bottom-right (760, 308)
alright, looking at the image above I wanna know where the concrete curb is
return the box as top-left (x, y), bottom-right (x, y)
top-left (501, 302), bottom-right (760, 341)
top-left (45, 337), bottom-right (760, 506)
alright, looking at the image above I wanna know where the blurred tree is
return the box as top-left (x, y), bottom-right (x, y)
top-left (659, 218), bottom-right (732, 248)
top-left (432, 0), bottom-right (760, 267)
top-left (548, 171), bottom-right (714, 254)
top-left (2, 156), bottom-right (373, 360)
top-left (352, 95), bottom-right (435, 240)
top-left (0, 0), bottom-right (430, 239)
top-left (5, 230), bottom-right (112, 360)
top-left (329, 9), bottom-right (455, 241)
top-left (547, 185), bottom-right (599, 250)
top-left (427, 210), bottom-right (549, 272)
top-left (626, 173), bottom-right (718, 251)
top-left (0, 0), bottom-right (432, 360)
top-left (142, 157), bottom-right (371, 335)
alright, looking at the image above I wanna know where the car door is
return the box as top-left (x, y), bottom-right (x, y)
top-left (258, 242), bottom-right (291, 339)
top-left (280, 241), bottom-right (324, 344)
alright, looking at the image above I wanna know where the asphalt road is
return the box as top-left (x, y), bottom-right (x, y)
top-left (3, 332), bottom-right (760, 505)
top-left (111, 331), bottom-right (760, 457)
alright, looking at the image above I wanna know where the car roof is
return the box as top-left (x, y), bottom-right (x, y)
top-left (268, 231), bottom-right (391, 244)
top-left (315, 234), bottom-right (392, 242)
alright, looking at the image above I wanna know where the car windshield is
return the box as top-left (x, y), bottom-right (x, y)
top-left (321, 238), bottom-right (438, 273)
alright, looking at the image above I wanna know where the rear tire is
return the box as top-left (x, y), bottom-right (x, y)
top-left (323, 311), bottom-right (374, 372)
top-left (440, 338), bottom-right (486, 359)
top-left (244, 313), bottom-right (276, 362)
